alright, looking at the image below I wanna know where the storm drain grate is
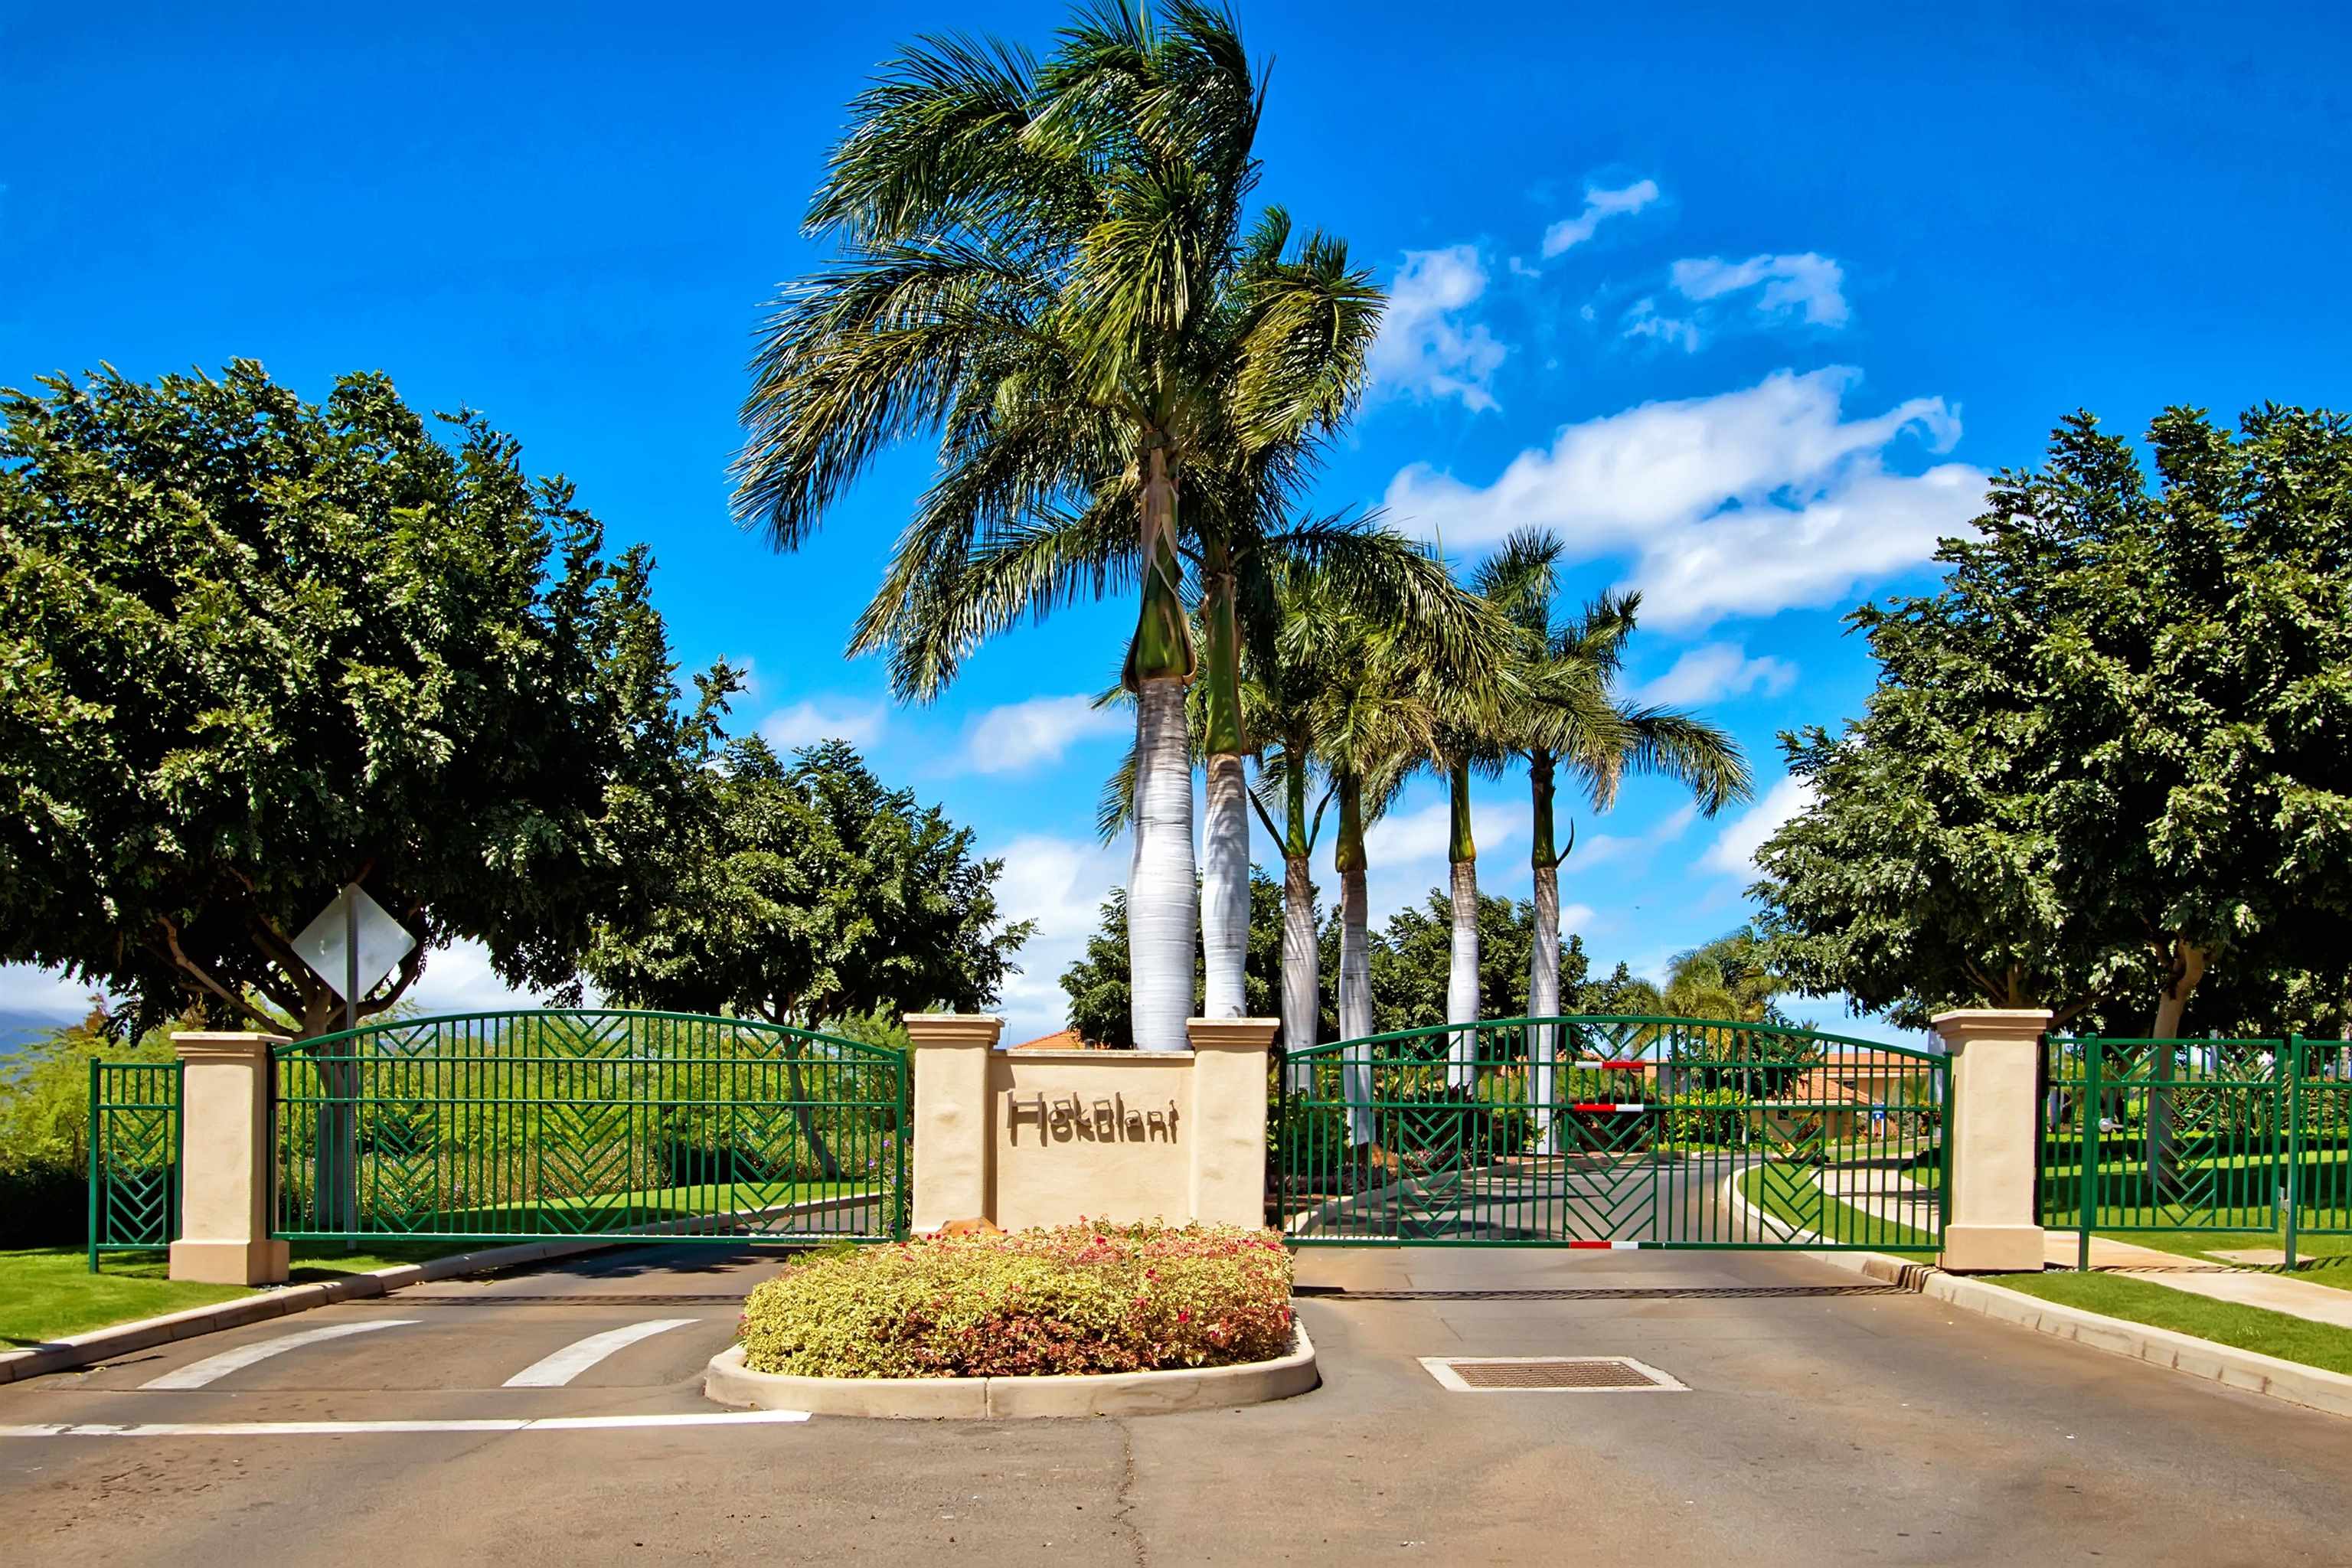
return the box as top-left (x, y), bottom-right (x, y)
top-left (1419, 1356), bottom-right (1686, 1393)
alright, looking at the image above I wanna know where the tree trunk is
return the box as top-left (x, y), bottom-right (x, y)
top-left (1282, 858), bottom-right (1318, 1092)
top-left (1126, 441), bottom-right (1197, 1054)
top-left (296, 989), bottom-right (361, 1236)
top-left (781, 1051), bottom-right (843, 1182)
top-left (1129, 675), bottom-right (1197, 1052)
top-left (2144, 939), bottom-right (2210, 1201)
top-left (1200, 754), bottom-right (1250, 1019)
top-left (1527, 752), bottom-right (1560, 1152)
top-left (1336, 773), bottom-right (1375, 1145)
top-left (1198, 557), bottom-right (1250, 1021)
top-left (1276, 760), bottom-right (1319, 1090)
top-left (1445, 759), bottom-right (1480, 1090)
top-left (1530, 864), bottom-right (1561, 1153)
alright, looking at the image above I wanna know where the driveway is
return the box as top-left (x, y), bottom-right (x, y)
top-left (2, 1241), bottom-right (2346, 1566)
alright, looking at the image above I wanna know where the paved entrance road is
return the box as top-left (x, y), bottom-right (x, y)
top-left (3, 1242), bottom-right (2347, 1566)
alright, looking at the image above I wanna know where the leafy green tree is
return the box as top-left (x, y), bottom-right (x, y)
top-left (0, 361), bottom-right (724, 1038)
top-left (1756, 405), bottom-right (2352, 1040)
top-left (733, 4), bottom-right (1382, 1054)
top-left (1061, 871), bottom-right (1285, 1050)
top-left (586, 738), bottom-right (1033, 1172)
top-left (589, 737), bottom-right (1031, 1027)
top-left (1352, 890), bottom-right (1592, 1037)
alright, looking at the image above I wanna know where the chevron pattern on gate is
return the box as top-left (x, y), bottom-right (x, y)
top-left (270, 1010), bottom-right (909, 1246)
top-left (1278, 1015), bottom-right (1949, 1250)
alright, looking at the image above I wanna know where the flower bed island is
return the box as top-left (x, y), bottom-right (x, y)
top-left (705, 1222), bottom-right (1317, 1418)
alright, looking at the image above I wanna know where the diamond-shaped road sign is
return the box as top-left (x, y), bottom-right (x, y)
top-left (292, 884), bottom-right (417, 1002)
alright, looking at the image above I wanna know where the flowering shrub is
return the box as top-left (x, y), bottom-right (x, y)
top-left (738, 1220), bottom-right (1295, 1378)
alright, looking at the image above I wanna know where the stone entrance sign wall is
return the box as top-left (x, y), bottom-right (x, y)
top-left (904, 1015), bottom-right (1276, 1233)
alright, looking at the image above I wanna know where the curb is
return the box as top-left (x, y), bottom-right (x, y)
top-left (0, 1191), bottom-right (881, 1387)
top-left (1720, 1170), bottom-right (2352, 1422)
top-left (703, 1320), bottom-right (1319, 1419)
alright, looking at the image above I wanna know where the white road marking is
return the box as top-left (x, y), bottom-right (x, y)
top-left (139, 1320), bottom-right (418, 1390)
top-left (501, 1318), bottom-right (699, 1387)
top-left (0, 1412), bottom-right (812, 1438)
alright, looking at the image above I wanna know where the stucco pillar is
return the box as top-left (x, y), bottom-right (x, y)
top-left (169, 1032), bottom-right (292, 1285)
top-left (904, 1013), bottom-right (1001, 1233)
top-left (1932, 1008), bottom-right (2051, 1272)
top-left (1186, 1018), bottom-right (1277, 1229)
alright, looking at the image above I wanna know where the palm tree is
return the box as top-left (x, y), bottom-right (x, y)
top-left (1307, 633), bottom-right (1423, 1144)
top-left (1483, 559), bottom-right (1750, 1142)
top-left (1658, 927), bottom-right (1785, 1022)
top-left (1096, 525), bottom-right (1505, 1067)
top-left (1241, 544), bottom-right (1508, 1085)
top-left (732, 5), bottom-right (1378, 1050)
top-left (1389, 530), bottom-right (1579, 1089)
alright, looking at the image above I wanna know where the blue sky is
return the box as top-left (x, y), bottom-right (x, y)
top-left (4, 2), bottom-right (2347, 1045)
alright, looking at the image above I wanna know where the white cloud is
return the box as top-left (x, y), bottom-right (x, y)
top-left (1368, 245), bottom-right (1508, 411)
top-left (405, 937), bottom-right (573, 1014)
top-left (0, 963), bottom-right (103, 1020)
top-left (1540, 179), bottom-right (1661, 257)
top-left (1634, 643), bottom-right (1798, 707)
top-left (1556, 901), bottom-right (1598, 934)
top-left (1362, 797), bottom-right (1522, 868)
top-left (1700, 776), bottom-right (1816, 877)
top-left (759, 697), bottom-right (888, 751)
top-left (1383, 366), bottom-right (1981, 629)
top-left (959, 693), bottom-right (1124, 775)
top-left (985, 832), bottom-right (1129, 1046)
top-left (1622, 297), bottom-right (1700, 353)
top-left (1671, 252), bottom-right (1849, 328)
top-left (1573, 802), bottom-right (1698, 868)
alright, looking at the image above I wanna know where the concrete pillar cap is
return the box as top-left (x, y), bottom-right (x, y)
top-left (1185, 1018), bottom-right (1281, 1051)
top-left (901, 1014), bottom-right (1004, 1048)
top-left (173, 1031), bottom-right (290, 1060)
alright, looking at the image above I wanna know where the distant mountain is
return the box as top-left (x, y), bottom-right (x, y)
top-left (0, 1008), bottom-right (76, 1064)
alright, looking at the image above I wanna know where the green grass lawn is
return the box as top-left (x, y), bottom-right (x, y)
top-left (2, 1240), bottom-right (488, 1348)
top-left (1736, 1165), bottom-right (1939, 1254)
top-left (1984, 1269), bottom-right (2352, 1378)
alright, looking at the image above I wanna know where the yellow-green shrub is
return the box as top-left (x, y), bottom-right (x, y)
top-left (737, 1221), bottom-right (1294, 1378)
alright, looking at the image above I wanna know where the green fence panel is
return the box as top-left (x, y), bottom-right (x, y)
top-left (1276, 1015), bottom-right (1945, 1250)
top-left (270, 1011), bottom-right (909, 1246)
top-left (87, 1059), bottom-right (182, 1270)
top-left (2043, 1035), bottom-right (2308, 1269)
top-left (2288, 1037), bottom-right (2352, 1259)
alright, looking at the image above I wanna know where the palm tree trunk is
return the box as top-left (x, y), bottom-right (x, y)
top-left (1527, 750), bottom-right (1560, 1151)
top-left (1279, 761), bottom-right (1318, 1091)
top-left (1445, 758), bottom-right (1480, 1090)
top-left (1127, 443), bottom-right (1197, 1053)
top-left (1336, 771), bottom-right (1374, 1146)
top-left (1198, 555), bottom-right (1250, 1019)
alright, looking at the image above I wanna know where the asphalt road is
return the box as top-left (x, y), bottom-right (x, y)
top-left (4, 1240), bottom-right (2348, 1566)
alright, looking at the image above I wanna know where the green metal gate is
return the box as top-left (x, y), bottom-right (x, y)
top-left (271, 1010), bottom-right (910, 1246)
top-left (2287, 1037), bottom-right (2352, 1262)
top-left (2040, 1034), bottom-right (2352, 1269)
top-left (87, 1059), bottom-right (182, 1269)
top-left (1277, 1016), bottom-right (1946, 1250)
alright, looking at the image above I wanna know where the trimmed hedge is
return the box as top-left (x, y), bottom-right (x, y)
top-left (738, 1221), bottom-right (1294, 1378)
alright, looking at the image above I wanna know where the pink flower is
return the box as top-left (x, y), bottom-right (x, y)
top-left (1177, 1310), bottom-right (1191, 1323)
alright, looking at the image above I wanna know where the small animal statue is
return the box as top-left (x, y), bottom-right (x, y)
top-left (933, 1217), bottom-right (1008, 1238)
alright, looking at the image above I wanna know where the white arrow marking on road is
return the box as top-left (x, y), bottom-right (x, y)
top-left (139, 1320), bottom-right (418, 1390)
top-left (0, 1412), bottom-right (812, 1438)
top-left (501, 1319), bottom-right (699, 1387)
